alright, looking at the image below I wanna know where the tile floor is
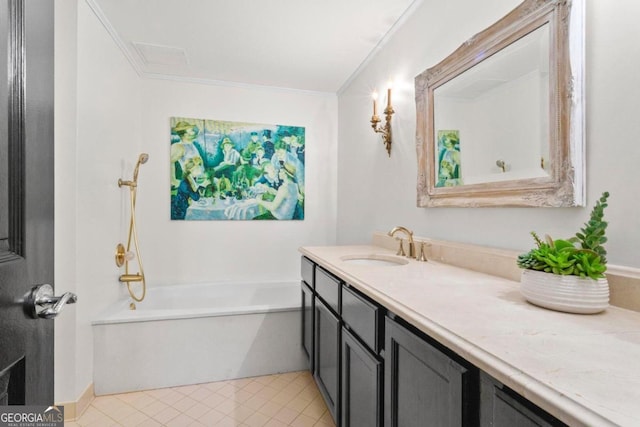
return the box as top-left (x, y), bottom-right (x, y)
top-left (67, 371), bottom-right (335, 427)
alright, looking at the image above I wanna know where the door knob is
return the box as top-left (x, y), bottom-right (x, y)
top-left (24, 284), bottom-right (77, 319)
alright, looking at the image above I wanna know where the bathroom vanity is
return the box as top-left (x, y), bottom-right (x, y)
top-left (299, 244), bottom-right (640, 427)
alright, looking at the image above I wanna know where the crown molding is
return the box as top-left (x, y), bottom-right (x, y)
top-left (141, 72), bottom-right (336, 97)
top-left (84, 0), bottom-right (337, 97)
top-left (337, 0), bottom-right (424, 95)
top-left (84, 0), bottom-right (144, 77)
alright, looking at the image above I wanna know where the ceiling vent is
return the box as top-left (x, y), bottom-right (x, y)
top-left (132, 42), bottom-right (189, 66)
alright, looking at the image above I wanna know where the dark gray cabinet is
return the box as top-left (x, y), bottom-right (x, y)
top-left (315, 296), bottom-right (341, 423)
top-left (385, 315), bottom-right (477, 427)
top-left (316, 266), bottom-right (341, 313)
top-left (301, 256), bottom-right (315, 286)
top-left (300, 256), bottom-right (569, 427)
top-left (301, 281), bottom-right (314, 371)
top-left (341, 284), bottom-right (384, 427)
top-left (341, 327), bottom-right (383, 427)
top-left (480, 373), bottom-right (566, 427)
top-left (342, 285), bottom-right (383, 353)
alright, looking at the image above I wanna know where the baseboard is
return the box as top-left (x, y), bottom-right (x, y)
top-left (57, 382), bottom-right (94, 421)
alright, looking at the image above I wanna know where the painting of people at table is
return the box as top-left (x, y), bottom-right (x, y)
top-left (436, 130), bottom-right (462, 188)
top-left (170, 117), bottom-right (305, 221)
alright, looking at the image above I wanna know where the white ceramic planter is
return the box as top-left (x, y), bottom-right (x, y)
top-left (520, 269), bottom-right (609, 314)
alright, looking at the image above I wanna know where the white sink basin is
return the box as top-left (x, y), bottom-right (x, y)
top-left (340, 254), bottom-right (409, 267)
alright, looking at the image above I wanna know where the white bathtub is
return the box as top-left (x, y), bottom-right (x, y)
top-left (92, 281), bottom-right (306, 395)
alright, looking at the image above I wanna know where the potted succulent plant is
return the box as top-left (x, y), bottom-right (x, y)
top-left (517, 191), bottom-right (610, 314)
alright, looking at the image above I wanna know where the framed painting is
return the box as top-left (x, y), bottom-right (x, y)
top-left (436, 130), bottom-right (462, 187)
top-left (170, 117), bottom-right (305, 220)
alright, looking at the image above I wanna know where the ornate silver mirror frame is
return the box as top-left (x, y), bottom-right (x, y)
top-left (415, 0), bottom-right (584, 207)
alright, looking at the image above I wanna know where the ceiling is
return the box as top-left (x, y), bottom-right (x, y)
top-left (88, 0), bottom-right (420, 94)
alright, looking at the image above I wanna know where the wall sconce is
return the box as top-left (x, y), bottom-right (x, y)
top-left (370, 84), bottom-right (395, 157)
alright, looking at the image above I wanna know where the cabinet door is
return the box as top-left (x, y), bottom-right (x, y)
top-left (385, 316), bottom-right (475, 427)
top-left (314, 296), bottom-right (341, 424)
top-left (301, 281), bottom-right (314, 371)
top-left (480, 373), bottom-right (566, 427)
top-left (342, 327), bottom-right (382, 427)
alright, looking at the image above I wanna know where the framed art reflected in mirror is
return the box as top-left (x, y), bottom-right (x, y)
top-left (415, 0), bottom-right (585, 207)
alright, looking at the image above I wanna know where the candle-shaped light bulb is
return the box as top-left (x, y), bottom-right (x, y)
top-left (386, 83), bottom-right (393, 109)
top-left (372, 91), bottom-right (379, 116)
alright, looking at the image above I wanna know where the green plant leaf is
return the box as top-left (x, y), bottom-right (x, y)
top-left (518, 191), bottom-right (610, 279)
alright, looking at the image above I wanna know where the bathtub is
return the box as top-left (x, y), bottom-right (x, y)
top-left (92, 281), bottom-right (307, 395)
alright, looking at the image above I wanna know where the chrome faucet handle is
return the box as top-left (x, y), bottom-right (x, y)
top-left (396, 238), bottom-right (406, 256)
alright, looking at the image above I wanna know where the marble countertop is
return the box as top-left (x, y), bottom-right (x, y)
top-left (300, 244), bottom-right (640, 427)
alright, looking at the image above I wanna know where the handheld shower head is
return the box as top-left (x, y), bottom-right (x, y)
top-left (133, 153), bottom-right (149, 182)
top-left (118, 152), bottom-right (149, 303)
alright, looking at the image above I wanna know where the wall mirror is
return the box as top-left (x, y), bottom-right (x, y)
top-left (415, 0), bottom-right (584, 207)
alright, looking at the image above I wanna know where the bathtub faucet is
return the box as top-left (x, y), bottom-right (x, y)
top-left (120, 274), bottom-right (144, 283)
top-left (388, 226), bottom-right (415, 259)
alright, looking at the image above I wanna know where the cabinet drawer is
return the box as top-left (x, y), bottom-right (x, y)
top-left (315, 267), bottom-right (341, 314)
top-left (342, 285), bottom-right (382, 353)
top-left (301, 257), bottom-right (315, 287)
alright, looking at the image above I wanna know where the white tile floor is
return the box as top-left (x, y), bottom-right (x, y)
top-left (67, 371), bottom-right (335, 427)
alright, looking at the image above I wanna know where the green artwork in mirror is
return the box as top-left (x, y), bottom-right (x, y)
top-left (436, 130), bottom-right (462, 187)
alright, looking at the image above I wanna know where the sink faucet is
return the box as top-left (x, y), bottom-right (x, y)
top-left (388, 226), bottom-right (415, 259)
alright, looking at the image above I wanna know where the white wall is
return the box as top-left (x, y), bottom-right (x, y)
top-left (54, 0), bottom-right (79, 405)
top-left (337, 0), bottom-right (640, 268)
top-left (54, 0), bottom-right (338, 403)
top-left (137, 79), bottom-right (337, 286)
top-left (55, 0), bottom-right (143, 403)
